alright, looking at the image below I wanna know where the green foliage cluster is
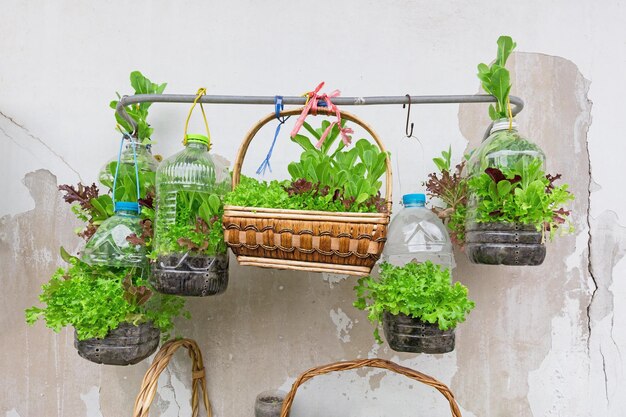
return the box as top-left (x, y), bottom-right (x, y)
top-left (354, 261), bottom-right (475, 342)
top-left (426, 147), bottom-right (469, 245)
top-left (110, 71), bottom-right (167, 143)
top-left (25, 260), bottom-right (186, 340)
top-left (469, 159), bottom-right (574, 238)
top-left (226, 121), bottom-right (388, 213)
top-left (477, 36), bottom-right (516, 120)
top-left (26, 71), bottom-right (188, 342)
top-left (154, 191), bottom-right (225, 256)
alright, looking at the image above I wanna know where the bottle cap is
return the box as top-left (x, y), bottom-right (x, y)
top-left (402, 193), bottom-right (426, 206)
top-left (114, 201), bottom-right (140, 213)
top-left (185, 134), bottom-right (210, 147)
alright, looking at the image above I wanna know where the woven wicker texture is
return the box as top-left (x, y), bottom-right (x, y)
top-left (131, 339), bottom-right (211, 417)
top-left (224, 108), bottom-right (392, 276)
top-left (280, 358), bottom-right (462, 417)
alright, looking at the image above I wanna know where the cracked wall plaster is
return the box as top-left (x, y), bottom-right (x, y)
top-left (2, 3), bottom-right (626, 416)
top-left (454, 52), bottom-right (593, 417)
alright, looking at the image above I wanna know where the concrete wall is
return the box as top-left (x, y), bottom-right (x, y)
top-left (1, 1), bottom-right (623, 416)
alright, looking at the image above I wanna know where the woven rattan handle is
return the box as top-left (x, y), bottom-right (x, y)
top-left (131, 339), bottom-right (211, 417)
top-left (232, 108), bottom-right (393, 207)
top-left (279, 358), bottom-right (462, 417)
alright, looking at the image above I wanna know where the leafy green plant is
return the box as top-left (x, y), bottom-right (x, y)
top-left (468, 158), bottom-right (574, 238)
top-left (354, 261), bottom-right (474, 343)
top-left (226, 121), bottom-right (388, 213)
top-left (425, 147), bottom-right (469, 245)
top-left (477, 35), bottom-right (516, 120)
top-left (27, 72), bottom-right (188, 342)
top-left (153, 191), bottom-right (225, 257)
top-left (110, 71), bottom-right (167, 143)
top-left (25, 258), bottom-right (187, 340)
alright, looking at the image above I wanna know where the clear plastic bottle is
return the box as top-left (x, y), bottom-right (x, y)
top-left (152, 134), bottom-right (229, 296)
top-left (382, 193), bottom-right (454, 269)
top-left (464, 118), bottom-right (548, 265)
top-left (81, 202), bottom-right (146, 267)
top-left (98, 141), bottom-right (159, 200)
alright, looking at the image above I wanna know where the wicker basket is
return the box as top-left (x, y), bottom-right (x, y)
top-left (223, 108), bottom-right (392, 276)
top-left (131, 339), bottom-right (211, 417)
top-left (280, 358), bottom-right (462, 417)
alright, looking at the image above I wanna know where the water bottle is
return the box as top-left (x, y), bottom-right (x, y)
top-left (382, 193), bottom-right (454, 269)
top-left (152, 134), bottom-right (229, 296)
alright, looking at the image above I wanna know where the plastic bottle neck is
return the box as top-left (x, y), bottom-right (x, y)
top-left (490, 118), bottom-right (518, 134)
top-left (116, 209), bottom-right (139, 217)
top-left (404, 202), bottom-right (425, 208)
top-left (186, 142), bottom-right (208, 151)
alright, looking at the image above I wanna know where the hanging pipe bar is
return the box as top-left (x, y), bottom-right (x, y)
top-left (116, 93), bottom-right (524, 131)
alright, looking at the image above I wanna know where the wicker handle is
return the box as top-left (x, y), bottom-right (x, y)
top-left (131, 339), bottom-right (211, 417)
top-left (232, 108), bottom-right (393, 206)
top-left (279, 358), bottom-right (462, 417)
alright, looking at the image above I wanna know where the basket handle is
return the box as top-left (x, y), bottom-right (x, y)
top-left (232, 108), bottom-right (393, 209)
top-left (131, 339), bottom-right (212, 417)
top-left (279, 358), bottom-right (462, 417)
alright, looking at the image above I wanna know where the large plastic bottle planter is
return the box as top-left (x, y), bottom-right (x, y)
top-left (151, 252), bottom-right (228, 296)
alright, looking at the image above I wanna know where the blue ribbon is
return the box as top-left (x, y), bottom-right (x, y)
top-left (112, 135), bottom-right (141, 213)
top-left (256, 96), bottom-right (290, 175)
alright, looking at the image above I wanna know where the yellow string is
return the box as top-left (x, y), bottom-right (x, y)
top-left (303, 92), bottom-right (310, 106)
top-left (183, 88), bottom-right (211, 146)
top-left (507, 97), bottom-right (513, 131)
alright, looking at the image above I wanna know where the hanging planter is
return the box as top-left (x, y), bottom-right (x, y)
top-left (425, 37), bottom-right (574, 265)
top-left (354, 261), bottom-right (474, 354)
top-left (152, 89), bottom-right (230, 296)
top-left (75, 321), bottom-right (160, 366)
top-left (223, 86), bottom-right (392, 276)
top-left (25, 71), bottom-right (188, 366)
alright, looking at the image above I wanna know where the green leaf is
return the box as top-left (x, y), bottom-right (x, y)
top-left (291, 134), bottom-right (316, 152)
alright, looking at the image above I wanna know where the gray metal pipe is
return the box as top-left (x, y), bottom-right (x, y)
top-left (115, 93), bottom-right (524, 133)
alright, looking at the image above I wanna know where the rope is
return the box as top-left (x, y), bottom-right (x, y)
top-left (183, 88), bottom-right (211, 146)
top-left (256, 96), bottom-right (290, 175)
top-left (131, 339), bottom-right (211, 417)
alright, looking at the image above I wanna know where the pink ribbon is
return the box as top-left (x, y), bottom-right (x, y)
top-left (290, 82), bottom-right (353, 148)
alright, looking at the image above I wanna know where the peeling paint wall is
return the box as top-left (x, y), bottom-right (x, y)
top-left (2, 2), bottom-right (625, 417)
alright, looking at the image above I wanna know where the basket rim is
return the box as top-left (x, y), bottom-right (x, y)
top-left (223, 204), bottom-right (390, 218)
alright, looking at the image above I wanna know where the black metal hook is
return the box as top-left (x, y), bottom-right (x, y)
top-left (402, 94), bottom-right (414, 138)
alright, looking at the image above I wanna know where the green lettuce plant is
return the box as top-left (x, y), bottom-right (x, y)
top-left (152, 191), bottom-right (225, 257)
top-left (425, 147), bottom-right (469, 245)
top-left (353, 261), bottom-right (474, 343)
top-left (110, 71), bottom-right (167, 143)
top-left (26, 71), bottom-right (188, 341)
top-left (477, 35), bottom-right (516, 120)
top-left (468, 158), bottom-right (574, 238)
top-left (225, 121), bottom-right (388, 213)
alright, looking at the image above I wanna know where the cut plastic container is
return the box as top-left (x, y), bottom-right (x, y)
top-left (152, 134), bottom-right (230, 296)
top-left (465, 118), bottom-right (547, 265)
top-left (81, 202), bottom-right (146, 267)
top-left (382, 193), bottom-right (454, 269)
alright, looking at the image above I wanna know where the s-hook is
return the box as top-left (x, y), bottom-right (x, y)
top-left (403, 94), bottom-right (414, 138)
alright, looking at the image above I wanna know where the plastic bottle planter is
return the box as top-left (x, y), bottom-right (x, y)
top-left (152, 134), bottom-right (230, 297)
top-left (465, 222), bottom-right (546, 265)
top-left (465, 118), bottom-right (547, 266)
top-left (255, 390), bottom-right (287, 417)
top-left (81, 202), bottom-right (146, 267)
top-left (382, 312), bottom-right (455, 354)
top-left (74, 322), bottom-right (160, 365)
